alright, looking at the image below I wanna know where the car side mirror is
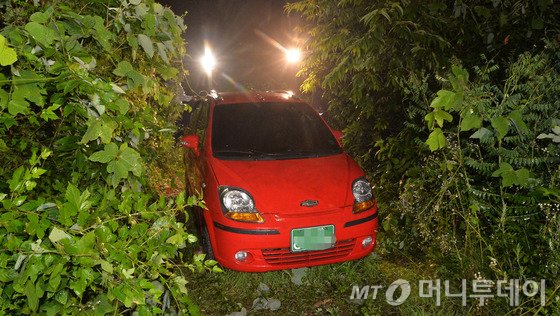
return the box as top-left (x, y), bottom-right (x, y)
top-left (181, 135), bottom-right (200, 156)
top-left (332, 130), bottom-right (343, 145)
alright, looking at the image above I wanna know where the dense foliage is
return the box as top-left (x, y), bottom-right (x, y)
top-left (289, 0), bottom-right (560, 311)
top-left (0, 0), bottom-right (215, 314)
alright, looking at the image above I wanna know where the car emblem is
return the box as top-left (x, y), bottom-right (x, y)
top-left (300, 200), bottom-right (319, 207)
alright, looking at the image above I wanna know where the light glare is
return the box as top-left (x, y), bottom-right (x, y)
top-left (200, 46), bottom-right (216, 75)
top-left (286, 48), bottom-right (302, 63)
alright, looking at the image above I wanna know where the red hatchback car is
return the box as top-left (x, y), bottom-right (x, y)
top-left (181, 91), bottom-right (378, 272)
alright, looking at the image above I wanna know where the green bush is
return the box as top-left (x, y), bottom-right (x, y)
top-left (0, 1), bottom-right (213, 314)
top-left (387, 45), bottom-right (560, 311)
top-left (289, 0), bottom-right (560, 312)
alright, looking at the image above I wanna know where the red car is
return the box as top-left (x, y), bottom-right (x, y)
top-left (181, 91), bottom-right (378, 272)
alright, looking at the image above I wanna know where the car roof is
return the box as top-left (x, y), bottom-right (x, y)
top-left (214, 91), bottom-right (300, 105)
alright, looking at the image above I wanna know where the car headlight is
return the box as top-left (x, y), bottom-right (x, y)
top-left (219, 187), bottom-right (264, 223)
top-left (352, 177), bottom-right (375, 213)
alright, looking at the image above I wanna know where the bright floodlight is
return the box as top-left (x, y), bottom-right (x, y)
top-left (200, 46), bottom-right (216, 75)
top-left (285, 48), bottom-right (302, 63)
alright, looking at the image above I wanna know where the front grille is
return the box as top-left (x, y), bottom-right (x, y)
top-left (261, 239), bottom-right (355, 265)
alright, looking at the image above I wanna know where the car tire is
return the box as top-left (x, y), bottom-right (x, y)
top-left (185, 206), bottom-right (200, 234)
top-left (201, 222), bottom-right (215, 260)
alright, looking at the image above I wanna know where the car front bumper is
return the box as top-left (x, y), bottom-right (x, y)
top-left (207, 205), bottom-right (379, 272)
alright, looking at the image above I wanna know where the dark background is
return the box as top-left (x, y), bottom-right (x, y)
top-left (158, 0), bottom-right (302, 94)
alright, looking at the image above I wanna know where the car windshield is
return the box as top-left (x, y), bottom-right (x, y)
top-left (212, 102), bottom-right (342, 160)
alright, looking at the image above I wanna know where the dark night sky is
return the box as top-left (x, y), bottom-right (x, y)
top-left (157, 0), bottom-right (302, 93)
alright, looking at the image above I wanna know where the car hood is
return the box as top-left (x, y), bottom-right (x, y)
top-left (209, 153), bottom-right (359, 214)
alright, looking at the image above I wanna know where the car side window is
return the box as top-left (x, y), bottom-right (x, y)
top-left (196, 101), bottom-right (210, 147)
top-left (186, 100), bottom-right (210, 151)
top-left (185, 101), bottom-right (200, 135)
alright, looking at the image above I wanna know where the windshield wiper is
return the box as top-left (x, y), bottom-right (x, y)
top-left (284, 149), bottom-right (340, 157)
top-left (213, 149), bottom-right (265, 159)
top-left (256, 150), bottom-right (339, 160)
top-left (214, 148), bottom-right (341, 160)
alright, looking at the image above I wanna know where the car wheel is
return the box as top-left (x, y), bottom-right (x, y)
top-left (201, 222), bottom-right (215, 260)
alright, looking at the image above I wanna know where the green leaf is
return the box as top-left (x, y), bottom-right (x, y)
top-left (75, 231), bottom-right (95, 255)
top-left (492, 163), bottom-right (531, 187)
top-left (491, 116), bottom-right (510, 141)
top-left (25, 22), bottom-right (57, 47)
top-left (92, 16), bottom-right (113, 51)
top-left (175, 192), bottom-right (185, 208)
top-left (107, 145), bottom-right (143, 180)
top-left (25, 280), bottom-right (40, 312)
top-left (127, 70), bottom-right (145, 88)
top-left (99, 260), bottom-right (114, 273)
top-left (48, 263), bottom-right (64, 291)
top-left (470, 127), bottom-right (492, 140)
top-left (55, 290), bottom-right (69, 305)
top-left (424, 112), bottom-right (435, 128)
top-left (187, 234), bottom-right (198, 243)
top-left (166, 233), bottom-right (185, 247)
top-left (426, 128), bottom-right (446, 151)
top-left (29, 10), bottom-right (52, 23)
top-left (8, 166), bottom-right (25, 192)
top-left (113, 62), bottom-right (145, 89)
top-left (0, 269), bottom-right (17, 282)
top-left (460, 112), bottom-right (482, 131)
top-left (80, 118), bottom-right (117, 144)
top-left (493, 168), bottom-right (516, 187)
top-left (8, 70), bottom-right (46, 115)
top-left (26, 213), bottom-right (39, 236)
top-left (0, 35), bottom-right (17, 66)
top-left (40, 104), bottom-right (60, 121)
top-left (113, 98), bottom-right (130, 115)
top-left (156, 64), bottom-right (179, 80)
top-left (0, 88), bottom-right (8, 110)
top-left (204, 259), bottom-right (218, 267)
top-left (120, 146), bottom-right (143, 177)
top-left (508, 110), bottom-right (528, 133)
top-left (138, 34), bottom-right (154, 58)
top-left (122, 267), bottom-right (135, 279)
top-left (60, 183), bottom-right (91, 225)
top-left (537, 132), bottom-right (560, 143)
top-left (491, 162), bottom-right (514, 177)
top-left (173, 276), bottom-right (189, 295)
top-left (65, 183), bottom-right (91, 212)
top-left (25, 180), bottom-right (37, 191)
top-left (450, 65), bottom-right (469, 91)
top-left (8, 98), bottom-right (28, 116)
top-left (433, 109), bottom-right (453, 128)
top-left (110, 83), bottom-right (126, 94)
top-left (89, 142), bottom-right (118, 163)
top-left (49, 227), bottom-right (72, 243)
top-left (430, 90), bottom-right (459, 111)
top-left (361, 8), bottom-right (391, 25)
top-left (69, 268), bottom-right (94, 298)
top-left (157, 42), bottom-right (169, 63)
top-left (94, 225), bottom-right (113, 243)
top-left (142, 13), bottom-right (156, 36)
top-left (113, 61), bottom-right (133, 77)
top-left (516, 168), bottom-right (531, 185)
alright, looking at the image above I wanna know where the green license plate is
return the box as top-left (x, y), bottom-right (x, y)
top-left (291, 225), bottom-right (335, 252)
